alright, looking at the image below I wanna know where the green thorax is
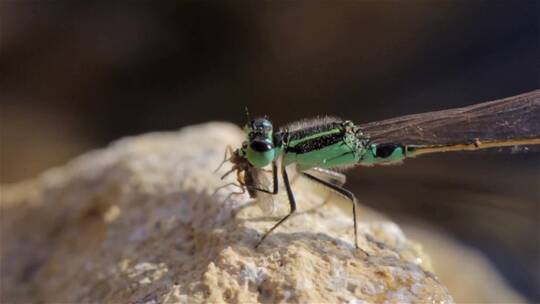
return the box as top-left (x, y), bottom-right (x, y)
top-left (243, 118), bottom-right (407, 170)
top-left (279, 120), bottom-right (366, 170)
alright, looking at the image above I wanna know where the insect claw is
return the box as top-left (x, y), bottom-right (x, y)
top-left (254, 234), bottom-right (266, 249)
top-left (355, 244), bottom-right (370, 257)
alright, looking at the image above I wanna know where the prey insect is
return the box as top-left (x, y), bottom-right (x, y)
top-left (214, 145), bottom-right (277, 214)
top-left (215, 90), bottom-right (540, 251)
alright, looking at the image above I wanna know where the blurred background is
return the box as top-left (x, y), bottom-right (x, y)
top-left (1, 1), bottom-right (538, 301)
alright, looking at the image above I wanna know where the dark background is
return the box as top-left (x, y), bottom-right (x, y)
top-left (1, 1), bottom-right (538, 301)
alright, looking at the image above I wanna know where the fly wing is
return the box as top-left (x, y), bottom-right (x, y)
top-left (358, 90), bottom-right (540, 149)
top-left (246, 166), bottom-right (276, 214)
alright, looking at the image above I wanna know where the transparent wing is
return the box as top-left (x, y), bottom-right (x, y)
top-left (245, 166), bottom-right (276, 214)
top-left (303, 167), bottom-right (347, 187)
top-left (358, 90), bottom-right (540, 150)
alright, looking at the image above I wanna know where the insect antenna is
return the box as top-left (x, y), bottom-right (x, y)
top-left (245, 106), bottom-right (252, 124)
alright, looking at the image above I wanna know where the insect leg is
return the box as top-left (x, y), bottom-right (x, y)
top-left (222, 186), bottom-right (246, 203)
top-left (220, 167), bottom-right (237, 180)
top-left (212, 182), bottom-right (244, 197)
top-left (214, 145), bottom-right (233, 173)
top-left (255, 162), bottom-right (296, 248)
top-left (302, 172), bottom-right (369, 255)
top-left (211, 181), bottom-right (247, 205)
top-left (304, 167), bottom-right (347, 207)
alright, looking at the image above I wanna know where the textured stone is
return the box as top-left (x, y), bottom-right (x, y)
top-left (1, 122), bottom-right (453, 303)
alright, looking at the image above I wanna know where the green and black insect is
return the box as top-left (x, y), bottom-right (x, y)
top-left (215, 90), bottom-right (540, 251)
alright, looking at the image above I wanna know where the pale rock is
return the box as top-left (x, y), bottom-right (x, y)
top-left (1, 122), bottom-right (453, 303)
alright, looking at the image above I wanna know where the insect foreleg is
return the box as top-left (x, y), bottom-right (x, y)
top-left (255, 162), bottom-right (296, 248)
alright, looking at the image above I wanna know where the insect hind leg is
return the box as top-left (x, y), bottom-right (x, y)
top-left (301, 172), bottom-right (369, 256)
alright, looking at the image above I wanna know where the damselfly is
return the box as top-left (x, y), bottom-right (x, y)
top-left (215, 90), bottom-right (540, 251)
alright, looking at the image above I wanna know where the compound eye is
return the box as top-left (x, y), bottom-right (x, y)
top-left (252, 118), bottom-right (273, 132)
top-left (247, 139), bottom-right (275, 167)
top-left (250, 139), bottom-right (273, 152)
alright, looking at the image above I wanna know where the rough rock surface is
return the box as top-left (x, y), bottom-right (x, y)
top-left (1, 123), bottom-right (453, 303)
